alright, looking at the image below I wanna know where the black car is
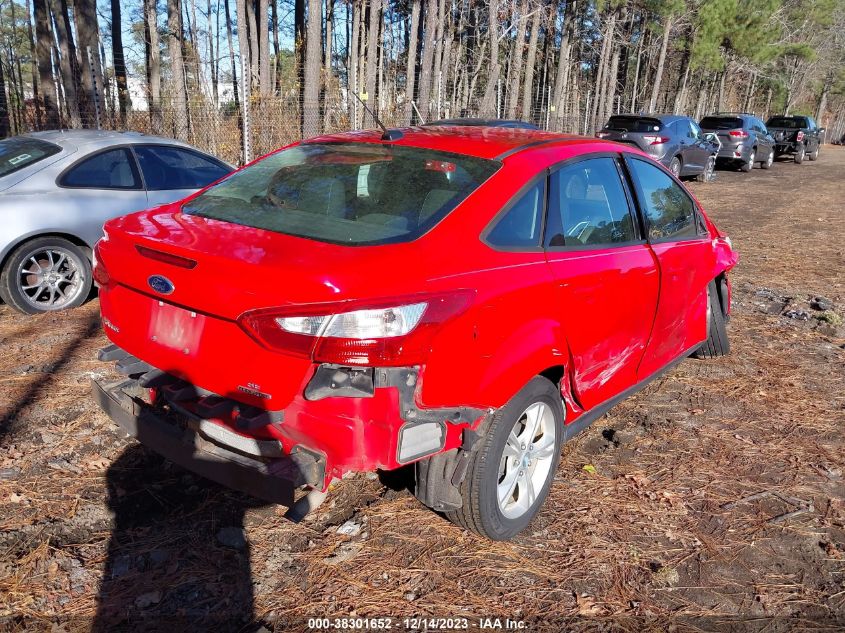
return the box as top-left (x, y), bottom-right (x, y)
top-left (699, 113), bottom-right (776, 173)
top-left (765, 115), bottom-right (823, 163)
top-left (423, 118), bottom-right (540, 130)
top-left (597, 114), bottom-right (719, 181)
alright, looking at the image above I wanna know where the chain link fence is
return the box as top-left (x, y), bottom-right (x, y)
top-left (3, 87), bottom-right (592, 165)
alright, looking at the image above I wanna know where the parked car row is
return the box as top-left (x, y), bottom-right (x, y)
top-left (597, 112), bottom-right (824, 176)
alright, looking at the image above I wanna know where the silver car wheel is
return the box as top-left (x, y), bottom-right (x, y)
top-left (705, 156), bottom-right (716, 180)
top-left (766, 151), bottom-right (774, 167)
top-left (16, 246), bottom-right (86, 310)
top-left (497, 401), bottom-right (557, 520)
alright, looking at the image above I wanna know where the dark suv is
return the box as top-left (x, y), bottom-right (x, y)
top-left (765, 115), bottom-right (823, 163)
top-left (699, 113), bottom-right (775, 172)
top-left (597, 114), bottom-right (719, 181)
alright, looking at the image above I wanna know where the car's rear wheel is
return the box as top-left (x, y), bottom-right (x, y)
top-left (794, 145), bottom-right (805, 164)
top-left (761, 149), bottom-right (774, 169)
top-left (695, 279), bottom-right (730, 359)
top-left (446, 376), bottom-right (563, 540)
top-left (808, 144), bottom-right (820, 161)
top-left (696, 156), bottom-right (716, 182)
top-left (0, 237), bottom-right (92, 315)
top-left (669, 157), bottom-right (682, 178)
top-left (741, 149), bottom-right (755, 172)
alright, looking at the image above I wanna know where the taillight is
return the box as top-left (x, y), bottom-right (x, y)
top-left (728, 129), bottom-right (749, 139)
top-left (796, 131), bottom-right (805, 142)
top-left (642, 135), bottom-right (670, 145)
top-left (239, 291), bottom-right (474, 366)
top-left (92, 242), bottom-right (110, 286)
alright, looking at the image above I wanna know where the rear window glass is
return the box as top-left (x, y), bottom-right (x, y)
top-left (0, 137), bottom-right (62, 178)
top-left (766, 117), bottom-right (807, 129)
top-left (700, 117), bottom-right (743, 130)
top-left (183, 144), bottom-right (499, 245)
top-left (605, 116), bottom-right (662, 133)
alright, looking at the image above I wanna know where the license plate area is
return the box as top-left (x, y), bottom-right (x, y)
top-left (148, 300), bottom-right (206, 354)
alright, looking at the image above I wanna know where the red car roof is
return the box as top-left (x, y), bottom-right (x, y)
top-left (303, 126), bottom-right (607, 161)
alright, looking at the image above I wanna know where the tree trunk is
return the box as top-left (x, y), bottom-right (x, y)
top-left (403, 0), bottom-right (421, 124)
top-left (416, 0), bottom-right (437, 120)
top-left (520, 3), bottom-right (541, 121)
top-left (76, 0), bottom-right (107, 123)
top-left (505, 0), bottom-right (529, 118)
top-left (49, 0), bottom-right (82, 127)
top-left (348, 1), bottom-right (359, 125)
top-left (272, 0), bottom-right (281, 93)
top-left (32, 0), bottom-right (59, 127)
top-left (0, 56), bottom-right (10, 137)
top-left (363, 0), bottom-right (381, 127)
top-left (168, 0), bottom-right (190, 140)
top-left (431, 0), bottom-right (446, 117)
top-left (24, 0), bottom-right (43, 128)
top-left (604, 8), bottom-right (624, 122)
top-left (208, 0), bottom-right (219, 105)
top-left (479, 0), bottom-right (500, 116)
top-left (324, 0), bottom-right (334, 77)
top-left (648, 14), bottom-right (673, 113)
top-left (295, 0), bottom-right (305, 100)
top-left (258, 0), bottom-right (270, 96)
top-left (224, 0), bottom-right (244, 160)
top-left (143, 0), bottom-right (162, 132)
top-left (111, 0), bottom-right (129, 125)
top-left (551, 0), bottom-right (574, 127)
top-left (303, 0), bottom-right (321, 135)
top-left (589, 11), bottom-right (614, 132)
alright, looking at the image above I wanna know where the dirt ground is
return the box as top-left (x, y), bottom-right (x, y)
top-left (0, 147), bottom-right (843, 632)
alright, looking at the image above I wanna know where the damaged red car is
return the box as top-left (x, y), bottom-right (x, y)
top-left (92, 126), bottom-right (737, 540)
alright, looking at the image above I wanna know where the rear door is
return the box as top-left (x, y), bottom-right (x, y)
top-left (623, 156), bottom-right (716, 380)
top-left (685, 119), bottom-right (711, 172)
top-left (543, 154), bottom-right (660, 410)
top-left (133, 144), bottom-right (232, 206)
top-left (752, 118), bottom-right (774, 158)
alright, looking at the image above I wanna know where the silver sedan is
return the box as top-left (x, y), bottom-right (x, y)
top-left (0, 130), bottom-right (233, 314)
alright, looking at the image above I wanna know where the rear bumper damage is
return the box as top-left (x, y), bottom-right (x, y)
top-left (92, 344), bottom-right (488, 509)
top-left (92, 375), bottom-right (324, 506)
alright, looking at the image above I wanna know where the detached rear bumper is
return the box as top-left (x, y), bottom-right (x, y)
top-left (92, 377), bottom-right (325, 506)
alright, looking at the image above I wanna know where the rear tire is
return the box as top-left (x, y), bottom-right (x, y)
top-left (696, 156), bottom-right (716, 182)
top-left (808, 144), bottom-right (819, 161)
top-left (794, 145), bottom-right (805, 164)
top-left (669, 157), bottom-right (682, 178)
top-left (695, 280), bottom-right (730, 359)
top-left (761, 149), bottom-right (774, 169)
top-left (741, 149), bottom-right (755, 172)
top-left (446, 376), bottom-right (563, 540)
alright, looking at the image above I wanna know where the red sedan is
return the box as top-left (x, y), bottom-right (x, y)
top-left (92, 126), bottom-right (737, 540)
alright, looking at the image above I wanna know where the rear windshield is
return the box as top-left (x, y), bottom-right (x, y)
top-left (0, 137), bottom-right (62, 178)
top-left (182, 143), bottom-right (499, 245)
top-left (605, 116), bottom-right (662, 133)
top-left (766, 116), bottom-right (807, 129)
top-left (700, 117), bottom-right (743, 130)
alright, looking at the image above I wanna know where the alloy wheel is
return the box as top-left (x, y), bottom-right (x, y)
top-left (497, 401), bottom-right (557, 520)
top-left (16, 246), bottom-right (86, 311)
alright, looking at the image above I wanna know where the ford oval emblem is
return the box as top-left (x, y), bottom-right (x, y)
top-left (148, 275), bottom-right (175, 295)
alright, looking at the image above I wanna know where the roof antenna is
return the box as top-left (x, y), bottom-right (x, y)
top-left (350, 91), bottom-right (403, 141)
